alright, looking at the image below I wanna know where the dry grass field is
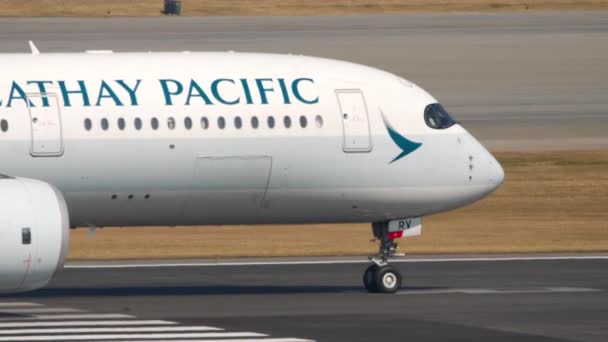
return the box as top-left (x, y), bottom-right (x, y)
top-left (69, 150), bottom-right (608, 260)
top-left (0, 0), bottom-right (607, 17)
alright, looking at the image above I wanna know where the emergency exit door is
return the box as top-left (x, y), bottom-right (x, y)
top-left (336, 90), bottom-right (372, 152)
top-left (27, 93), bottom-right (63, 156)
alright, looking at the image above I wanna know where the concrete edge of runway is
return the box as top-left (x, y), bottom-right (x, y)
top-left (65, 253), bottom-right (608, 268)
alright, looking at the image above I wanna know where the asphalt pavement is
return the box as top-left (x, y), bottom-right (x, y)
top-left (1, 256), bottom-right (607, 341)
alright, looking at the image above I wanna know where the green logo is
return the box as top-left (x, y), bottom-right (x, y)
top-left (383, 114), bottom-right (422, 164)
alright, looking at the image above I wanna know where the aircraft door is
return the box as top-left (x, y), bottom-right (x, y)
top-left (27, 93), bottom-right (63, 157)
top-left (336, 90), bottom-right (372, 152)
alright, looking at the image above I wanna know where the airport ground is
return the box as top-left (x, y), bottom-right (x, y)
top-left (2, 256), bottom-right (607, 341)
top-left (0, 10), bottom-right (607, 342)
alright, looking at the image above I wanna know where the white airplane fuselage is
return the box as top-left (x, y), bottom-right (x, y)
top-left (0, 52), bottom-right (503, 227)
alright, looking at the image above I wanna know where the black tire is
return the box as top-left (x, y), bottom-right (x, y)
top-left (374, 265), bottom-right (402, 294)
top-left (363, 265), bottom-right (378, 293)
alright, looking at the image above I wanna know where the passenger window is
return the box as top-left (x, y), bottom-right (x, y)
top-left (300, 115), bottom-right (308, 128)
top-left (167, 117), bottom-right (176, 130)
top-left (235, 116), bottom-right (242, 129)
top-left (218, 116), bottom-right (226, 129)
top-left (84, 118), bottom-right (92, 131)
top-left (0, 119), bottom-right (8, 132)
top-left (117, 118), bottom-right (126, 130)
top-left (284, 116), bottom-right (292, 129)
top-left (315, 115), bottom-right (324, 128)
top-left (424, 103), bottom-right (456, 129)
top-left (251, 117), bottom-right (259, 129)
top-left (151, 117), bottom-right (159, 130)
top-left (134, 117), bottom-right (143, 130)
top-left (101, 118), bottom-right (109, 131)
top-left (267, 116), bottom-right (275, 129)
top-left (201, 117), bottom-right (209, 130)
top-left (184, 117), bottom-right (193, 130)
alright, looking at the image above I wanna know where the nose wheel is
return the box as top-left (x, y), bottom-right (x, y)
top-left (363, 264), bottom-right (402, 293)
top-left (363, 222), bottom-right (404, 294)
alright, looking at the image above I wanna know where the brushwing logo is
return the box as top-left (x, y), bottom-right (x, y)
top-left (382, 113), bottom-right (422, 164)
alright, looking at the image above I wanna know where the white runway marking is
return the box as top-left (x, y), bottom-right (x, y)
top-left (546, 287), bottom-right (602, 292)
top-left (0, 326), bottom-right (223, 334)
top-left (0, 302), bottom-right (315, 342)
top-left (65, 255), bottom-right (608, 269)
top-left (0, 320), bottom-right (176, 328)
top-left (31, 313), bottom-right (135, 320)
top-left (104, 339), bottom-right (314, 342)
top-left (397, 287), bottom-right (601, 295)
top-left (0, 303), bottom-right (42, 308)
top-left (0, 308), bottom-right (82, 314)
top-left (0, 314), bottom-right (135, 321)
top-left (105, 339), bottom-right (314, 342)
top-left (0, 332), bottom-right (266, 341)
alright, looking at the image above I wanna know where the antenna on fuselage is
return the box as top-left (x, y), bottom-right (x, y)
top-left (28, 41), bottom-right (40, 55)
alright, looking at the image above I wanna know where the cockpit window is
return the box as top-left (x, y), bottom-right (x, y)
top-left (424, 103), bottom-right (456, 129)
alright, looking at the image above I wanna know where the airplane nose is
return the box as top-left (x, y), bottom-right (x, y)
top-left (468, 132), bottom-right (504, 194)
top-left (488, 156), bottom-right (505, 188)
top-left (468, 149), bottom-right (504, 201)
top-left (455, 126), bottom-right (505, 201)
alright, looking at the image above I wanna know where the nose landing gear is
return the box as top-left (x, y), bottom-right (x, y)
top-left (363, 222), bottom-right (403, 294)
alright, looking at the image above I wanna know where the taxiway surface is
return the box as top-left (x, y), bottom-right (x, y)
top-left (2, 256), bottom-right (607, 341)
top-left (0, 11), bottom-right (607, 151)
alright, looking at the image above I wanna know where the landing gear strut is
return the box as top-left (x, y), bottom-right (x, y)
top-left (363, 222), bottom-right (403, 293)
